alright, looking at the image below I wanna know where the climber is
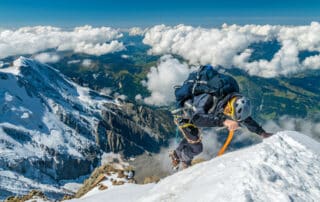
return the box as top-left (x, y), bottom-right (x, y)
top-left (170, 65), bottom-right (272, 169)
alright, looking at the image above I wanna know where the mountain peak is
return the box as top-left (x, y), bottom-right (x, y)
top-left (13, 56), bottom-right (30, 68)
top-left (0, 56), bottom-right (44, 76)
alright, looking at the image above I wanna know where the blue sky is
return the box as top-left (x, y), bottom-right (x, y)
top-left (1, 0), bottom-right (320, 28)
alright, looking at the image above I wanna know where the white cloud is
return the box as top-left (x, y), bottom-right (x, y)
top-left (82, 59), bottom-right (92, 67)
top-left (74, 40), bottom-right (124, 56)
top-left (121, 54), bottom-right (130, 59)
top-left (302, 54), bottom-right (320, 69)
top-left (143, 22), bottom-right (320, 77)
top-left (67, 59), bottom-right (81, 64)
top-left (233, 40), bottom-right (301, 77)
top-left (114, 93), bottom-right (127, 101)
top-left (0, 61), bottom-right (3, 68)
top-left (143, 55), bottom-right (196, 106)
top-left (129, 27), bottom-right (146, 36)
top-left (100, 88), bottom-right (112, 96)
top-left (143, 24), bottom-right (273, 67)
top-left (263, 116), bottom-right (320, 142)
top-left (34, 52), bottom-right (60, 63)
top-left (135, 94), bottom-right (142, 101)
top-left (0, 25), bottom-right (125, 59)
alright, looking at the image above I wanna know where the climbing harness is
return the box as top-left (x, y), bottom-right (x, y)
top-left (174, 115), bottom-right (202, 144)
top-left (179, 123), bottom-right (202, 144)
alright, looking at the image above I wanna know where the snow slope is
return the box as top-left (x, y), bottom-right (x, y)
top-left (69, 131), bottom-right (320, 202)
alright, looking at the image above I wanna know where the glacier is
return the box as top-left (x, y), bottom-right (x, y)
top-left (69, 131), bottom-right (320, 202)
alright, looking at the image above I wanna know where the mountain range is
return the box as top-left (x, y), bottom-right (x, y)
top-left (0, 57), bottom-right (174, 199)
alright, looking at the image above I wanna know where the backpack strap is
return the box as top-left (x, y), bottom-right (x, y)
top-left (192, 65), bottom-right (207, 95)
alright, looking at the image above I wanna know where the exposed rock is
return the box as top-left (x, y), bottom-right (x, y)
top-left (5, 190), bottom-right (48, 202)
top-left (98, 184), bottom-right (108, 191)
top-left (98, 102), bottom-right (175, 156)
top-left (191, 158), bottom-right (206, 166)
top-left (62, 194), bottom-right (74, 201)
top-left (117, 170), bottom-right (125, 178)
top-left (74, 163), bottom-right (135, 198)
top-left (112, 180), bottom-right (125, 186)
top-left (93, 174), bottom-right (107, 187)
top-left (143, 176), bottom-right (161, 184)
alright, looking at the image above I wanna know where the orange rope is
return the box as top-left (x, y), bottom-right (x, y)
top-left (217, 130), bottom-right (234, 156)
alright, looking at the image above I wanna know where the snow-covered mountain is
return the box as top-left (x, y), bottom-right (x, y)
top-left (0, 57), bottom-right (174, 199)
top-left (69, 131), bottom-right (320, 202)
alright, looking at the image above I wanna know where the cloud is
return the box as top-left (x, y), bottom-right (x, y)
top-left (143, 24), bottom-right (274, 67)
top-left (135, 94), bottom-right (143, 101)
top-left (67, 59), bottom-right (81, 64)
top-left (99, 88), bottom-right (112, 96)
top-left (233, 40), bottom-right (301, 77)
top-left (0, 25), bottom-right (125, 59)
top-left (263, 116), bottom-right (320, 142)
top-left (82, 59), bottom-right (92, 67)
top-left (34, 52), bottom-right (60, 63)
top-left (114, 93), bottom-right (127, 101)
top-left (121, 54), bottom-right (130, 59)
top-left (143, 22), bottom-right (320, 77)
top-left (74, 40), bottom-right (124, 55)
top-left (128, 27), bottom-right (146, 36)
top-left (302, 54), bottom-right (320, 69)
top-left (142, 55), bottom-right (196, 106)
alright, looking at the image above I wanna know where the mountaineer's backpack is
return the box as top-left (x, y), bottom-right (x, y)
top-left (174, 65), bottom-right (239, 108)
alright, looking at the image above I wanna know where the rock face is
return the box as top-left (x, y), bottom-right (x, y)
top-left (98, 103), bottom-right (174, 156)
top-left (0, 57), bottom-right (175, 200)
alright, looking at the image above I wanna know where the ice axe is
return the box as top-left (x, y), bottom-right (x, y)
top-left (217, 130), bottom-right (234, 156)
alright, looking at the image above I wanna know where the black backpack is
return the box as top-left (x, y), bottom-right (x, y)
top-left (174, 65), bottom-right (239, 108)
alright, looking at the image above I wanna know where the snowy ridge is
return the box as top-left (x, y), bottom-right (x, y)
top-left (70, 131), bottom-right (320, 202)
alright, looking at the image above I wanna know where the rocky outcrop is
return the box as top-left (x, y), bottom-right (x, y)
top-left (5, 190), bottom-right (48, 202)
top-left (143, 175), bottom-right (161, 184)
top-left (96, 102), bottom-right (175, 156)
top-left (74, 163), bottom-right (135, 198)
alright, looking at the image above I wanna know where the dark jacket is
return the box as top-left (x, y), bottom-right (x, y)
top-left (189, 92), bottom-right (265, 135)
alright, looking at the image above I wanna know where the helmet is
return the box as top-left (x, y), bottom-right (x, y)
top-left (232, 96), bottom-right (251, 121)
top-left (233, 97), bottom-right (251, 121)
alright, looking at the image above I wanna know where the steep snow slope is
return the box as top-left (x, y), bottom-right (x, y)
top-left (70, 131), bottom-right (320, 202)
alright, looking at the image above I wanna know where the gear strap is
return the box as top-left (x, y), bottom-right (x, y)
top-left (217, 130), bottom-right (234, 156)
top-left (174, 116), bottom-right (202, 144)
top-left (178, 123), bottom-right (202, 144)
